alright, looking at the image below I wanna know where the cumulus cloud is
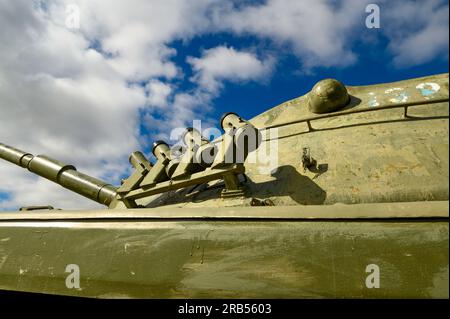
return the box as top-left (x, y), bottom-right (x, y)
top-left (145, 80), bottom-right (172, 108)
top-left (211, 0), bottom-right (449, 69)
top-left (0, 0), bottom-right (220, 209)
top-left (382, 0), bottom-right (449, 67)
top-left (212, 0), bottom-right (364, 69)
top-left (0, 1), bottom-right (146, 209)
top-left (46, 0), bottom-right (218, 81)
top-left (188, 46), bottom-right (274, 93)
top-left (0, 0), bottom-right (448, 210)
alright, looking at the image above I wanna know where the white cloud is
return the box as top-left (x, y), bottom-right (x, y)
top-left (46, 0), bottom-right (218, 81)
top-left (142, 89), bottom-right (215, 143)
top-left (0, 1), bottom-right (147, 209)
top-left (383, 0), bottom-right (449, 67)
top-left (146, 80), bottom-right (172, 108)
top-left (188, 46), bottom-right (274, 93)
top-left (212, 0), bottom-right (364, 69)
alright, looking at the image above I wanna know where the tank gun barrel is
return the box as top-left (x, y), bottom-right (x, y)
top-left (0, 143), bottom-right (117, 206)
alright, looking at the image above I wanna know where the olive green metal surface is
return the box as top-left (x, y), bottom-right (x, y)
top-left (0, 73), bottom-right (448, 298)
top-left (0, 214), bottom-right (447, 298)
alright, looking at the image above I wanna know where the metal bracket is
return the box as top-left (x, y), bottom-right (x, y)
top-left (302, 147), bottom-right (317, 172)
top-left (118, 164), bottom-right (246, 206)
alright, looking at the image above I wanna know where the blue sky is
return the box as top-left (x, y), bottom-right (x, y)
top-left (0, 192), bottom-right (10, 202)
top-left (0, 0), bottom-right (448, 210)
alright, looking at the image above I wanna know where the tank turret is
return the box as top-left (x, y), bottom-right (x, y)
top-left (0, 74), bottom-right (448, 299)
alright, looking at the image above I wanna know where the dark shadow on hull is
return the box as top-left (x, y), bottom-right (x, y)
top-left (145, 165), bottom-right (326, 207)
top-left (340, 95), bottom-right (362, 111)
top-left (246, 165), bottom-right (327, 205)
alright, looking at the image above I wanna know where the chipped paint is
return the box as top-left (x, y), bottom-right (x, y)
top-left (384, 87), bottom-right (409, 103)
top-left (385, 88), bottom-right (403, 94)
top-left (416, 82), bottom-right (441, 98)
top-left (390, 92), bottom-right (409, 103)
top-left (368, 93), bottom-right (380, 107)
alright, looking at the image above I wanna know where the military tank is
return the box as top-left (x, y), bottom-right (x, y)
top-left (0, 73), bottom-right (448, 298)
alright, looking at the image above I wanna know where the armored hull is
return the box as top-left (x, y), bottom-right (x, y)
top-left (0, 73), bottom-right (448, 298)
